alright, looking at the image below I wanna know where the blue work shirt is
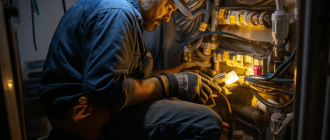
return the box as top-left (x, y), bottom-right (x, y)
top-left (39, 0), bottom-right (151, 119)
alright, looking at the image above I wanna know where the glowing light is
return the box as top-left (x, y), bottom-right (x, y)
top-left (225, 71), bottom-right (239, 85)
top-left (7, 80), bottom-right (13, 88)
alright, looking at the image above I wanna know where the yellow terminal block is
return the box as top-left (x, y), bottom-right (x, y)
top-left (239, 14), bottom-right (245, 24)
top-left (219, 9), bottom-right (225, 19)
top-left (236, 54), bottom-right (242, 62)
top-left (199, 22), bottom-right (208, 32)
top-left (230, 15), bottom-right (236, 24)
top-left (254, 59), bottom-right (260, 65)
top-left (246, 66), bottom-right (255, 76)
top-left (247, 56), bottom-right (253, 64)
top-left (223, 51), bottom-right (229, 61)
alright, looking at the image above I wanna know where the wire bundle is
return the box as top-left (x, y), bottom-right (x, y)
top-left (172, 0), bottom-right (212, 53)
top-left (174, 31), bottom-right (273, 55)
top-left (247, 45), bottom-right (298, 81)
top-left (172, 0), bottom-right (208, 42)
top-left (243, 45), bottom-right (298, 110)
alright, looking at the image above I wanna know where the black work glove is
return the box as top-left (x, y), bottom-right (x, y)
top-left (162, 72), bottom-right (221, 104)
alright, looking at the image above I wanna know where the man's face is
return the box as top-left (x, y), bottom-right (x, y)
top-left (140, 0), bottom-right (178, 32)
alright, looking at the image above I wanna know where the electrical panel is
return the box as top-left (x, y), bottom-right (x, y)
top-left (153, 0), bottom-right (298, 139)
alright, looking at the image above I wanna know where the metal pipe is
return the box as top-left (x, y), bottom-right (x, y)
top-left (0, 5), bottom-right (23, 140)
top-left (297, 0), bottom-right (314, 138)
top-left (275, 0), bottom-right (283, 11)
top-left (210, 16), bottom-right (217, 43)
top-left (296, 0), bottom-right (330, 139)
top-left (274, 44), bottom-right (286, 70)
top-left (321, 36), bottom-right (330, 140)
top-left (267, 50), bottom-right (274, 73)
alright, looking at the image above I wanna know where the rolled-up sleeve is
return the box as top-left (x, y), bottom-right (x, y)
top-left (82, 8), bottom-right (137, 114)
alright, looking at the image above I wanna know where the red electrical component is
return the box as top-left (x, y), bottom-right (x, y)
top-left (253, 66), bottom-right (262, 75)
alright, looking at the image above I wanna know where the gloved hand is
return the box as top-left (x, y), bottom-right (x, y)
top-left (161, 72), bottom-right (221, 104)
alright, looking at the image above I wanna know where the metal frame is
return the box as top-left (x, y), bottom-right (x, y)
top-left (293, 0), bottom-right (330, 139)
top-left (0, 5), bottom-right (27, 140)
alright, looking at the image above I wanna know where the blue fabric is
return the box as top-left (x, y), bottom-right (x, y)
top-left (39, 0), bottom-right (149, 119)
top-left (98, 100), bottom-right (223, 140)
top-left (48, 100), bottom-right (223, 140)
top-left (40, 0), bottom-right (223, 139)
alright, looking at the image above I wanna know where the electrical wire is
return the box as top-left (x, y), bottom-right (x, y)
top-left (176, 9), bottom-right (206, 35)
top-left (175, 32), bottom-right (271, 55)
top-left (30, 0), bottom-right (38, 51)
top-left (244, 78), bottom-right (294, 96)
top-left (173, 0), bottom-right (207, 42)
top-left (251, 83), bottom-right (293, 95)
top-left (238, 85), bottom-right (294, 110)
top-left (236, 0), bottom-right (274, 6)
top-left (216, 92), bottom-right (234, 140)
top-left (218, 36), bottom-right (251, 52)
top-left (251, 106), bottom-right (263, 140)
top-left (173, 0), bottom-right (212, 53)
top-left (195, 70), bottom-right (234, 140)
top-left (247, 79), bottom-right (292, 89)
top-left (250, 85), bottom-right (280, 95)
top-left (247, 45), bottom-right (298, 81)
top-left (62, 0), bottom-right (67, 13)
top-left (234, 117), bottom-right (263, 140)
top-left (267, 50), bottom-right (274, 73)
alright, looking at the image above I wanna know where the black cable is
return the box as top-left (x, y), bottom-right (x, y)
top-left (252, 83), bottom-right (292, 93)
top-left (251, 106), bottom-right (263, 140)
top-left (218, 36), bottom-right (251, 52)
top-left (174, 32), bottom-right (254, 55)
top-left (217, 91), bottom-right (234, 140)
top-left (247, 45), bottom-right (298, 81)
top-left (30, 0), bottom-right (37, 51)
top-left (248, 86), bottom-right (278, 108)
top-left (247, 81), bottom-right (294, 95)
top-left (282, 96), bottom-right (294, 108)
top-left (62, 0), bottom-right (67, 13)
top-left (234, 117), bottom-right (263, 139)
top-left (238, 85), bottom-right (294, 110)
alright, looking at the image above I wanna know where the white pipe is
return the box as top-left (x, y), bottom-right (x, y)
top-left (275, 0), bottom-right (284, 11)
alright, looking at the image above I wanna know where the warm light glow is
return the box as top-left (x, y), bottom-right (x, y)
top-left (8, 83), bottom-right (13, 88)
top-left (225, 71), bottom-right (239, 85)
top-left (7, 80), bottom-right (13, 88)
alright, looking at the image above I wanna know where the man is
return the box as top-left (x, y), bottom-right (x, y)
top-left (40, 0), bottom-right (223, 139)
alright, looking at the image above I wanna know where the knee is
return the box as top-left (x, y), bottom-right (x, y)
top-left (195, 105), bottom-right (223, 138)
top-left (160, 100), bottom-right (223, 133)
top-left (146, 100), bottom-right (223, 138)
